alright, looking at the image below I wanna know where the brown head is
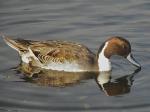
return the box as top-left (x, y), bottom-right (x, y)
top-left (98, 36), bottom-right (141, 72)
top-left (103, 36), bottom-right (131, 58)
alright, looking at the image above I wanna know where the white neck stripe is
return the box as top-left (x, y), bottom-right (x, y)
top-left (98, 42), bottom-right (111, 72)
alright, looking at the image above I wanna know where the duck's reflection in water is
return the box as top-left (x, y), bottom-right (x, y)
top-left (17, 62), bottom-right (140, 96)
top-left (17, 62), bottom-right (97, 87)
top-left (96, 71), bottom-right (138, 96)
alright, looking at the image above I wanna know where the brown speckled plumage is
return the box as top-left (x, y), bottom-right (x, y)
top-left (3, 34), bottom-right (141, 72)
top-left (3, 36), bottom-right (97, 71)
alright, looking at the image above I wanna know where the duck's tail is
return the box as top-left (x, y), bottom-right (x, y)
top-left (1, 33), bottom-right (29, 52)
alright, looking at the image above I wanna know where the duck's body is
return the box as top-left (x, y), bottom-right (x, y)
top-left (4, 37), bottom-right (98, 72)
top-left (3, 35), bottom-right (141, 72)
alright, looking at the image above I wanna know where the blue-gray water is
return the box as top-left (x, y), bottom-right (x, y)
top-left (0, 0), bottom-right (150, 112)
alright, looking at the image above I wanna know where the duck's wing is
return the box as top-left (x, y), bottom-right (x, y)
top-left (3, 35), bottom-right (96, 66)
top-left (28, 40), bottom-right (96, 65)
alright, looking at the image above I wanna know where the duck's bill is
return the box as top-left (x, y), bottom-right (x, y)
top-left (127, 53), bottom-right (141, 69)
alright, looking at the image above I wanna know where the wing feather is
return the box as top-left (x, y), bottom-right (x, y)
top-left (3, 36), bottom-right (96, 70)
top-left (27, 40), bottom-right (95, 65)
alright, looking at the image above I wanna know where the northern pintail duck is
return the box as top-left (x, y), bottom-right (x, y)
top-left (3, 35), bottom-right (141, 72)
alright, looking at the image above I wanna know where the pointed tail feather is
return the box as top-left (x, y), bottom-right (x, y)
top-left (1, 33), bottom-right (28, 52)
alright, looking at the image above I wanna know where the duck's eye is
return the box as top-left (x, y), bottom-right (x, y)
top-left (122, 45), bottom-right (127, 50)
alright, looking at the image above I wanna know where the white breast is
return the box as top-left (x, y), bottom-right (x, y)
top-left (98, 42), bottom-right (112, 72)
top-left (42, 61), bottom-right (85, 72)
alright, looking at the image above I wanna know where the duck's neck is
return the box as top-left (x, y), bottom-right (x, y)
top-left (98, 42), bottom-right (112, 72)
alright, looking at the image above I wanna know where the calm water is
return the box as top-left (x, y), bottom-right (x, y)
top-left (0, 0), bottom-right (150, 112)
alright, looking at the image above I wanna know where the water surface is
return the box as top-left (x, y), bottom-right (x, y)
top-left (0, 0), bottom-right (150, 112)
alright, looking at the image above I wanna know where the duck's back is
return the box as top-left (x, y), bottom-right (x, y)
top-left (4, 37), bottom-right (97, 72)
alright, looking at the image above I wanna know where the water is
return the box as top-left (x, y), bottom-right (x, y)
top-left (0, 0), bottom-right (150, 111)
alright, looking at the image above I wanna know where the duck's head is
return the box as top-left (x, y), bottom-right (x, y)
top-left (98, 36), bottom-right (141, 72)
